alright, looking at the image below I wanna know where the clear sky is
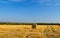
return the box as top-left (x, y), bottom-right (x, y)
top-left (0, 0), bottom-right (60, 23)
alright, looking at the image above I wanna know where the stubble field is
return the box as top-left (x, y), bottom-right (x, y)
top-left (0, 25), bottom-right (60, 38)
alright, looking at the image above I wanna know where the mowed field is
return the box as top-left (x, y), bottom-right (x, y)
top-left (0, 25), bottom-right (60, 38)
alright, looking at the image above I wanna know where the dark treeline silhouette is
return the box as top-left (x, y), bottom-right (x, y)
top-left (0, 22), bottom-right (60, 25)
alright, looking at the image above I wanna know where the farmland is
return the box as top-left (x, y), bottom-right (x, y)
top-left (0, 23), bottom-right (60, 38)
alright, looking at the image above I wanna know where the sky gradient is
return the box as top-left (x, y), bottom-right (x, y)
top-left (0, 0), bottom-right (60, 23)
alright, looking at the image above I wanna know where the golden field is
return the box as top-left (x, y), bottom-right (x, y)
top-left (0, 25), bottom-right (60, 38)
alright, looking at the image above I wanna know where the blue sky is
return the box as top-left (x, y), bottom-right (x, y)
top-left (0, 0), bottom-right (60, 23)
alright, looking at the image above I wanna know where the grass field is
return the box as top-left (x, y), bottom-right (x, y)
top-left (0, 25), bottom-right (60, 38)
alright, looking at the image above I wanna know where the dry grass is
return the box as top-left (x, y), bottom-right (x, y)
top-left (0, 25), bottom-right (59, 38)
